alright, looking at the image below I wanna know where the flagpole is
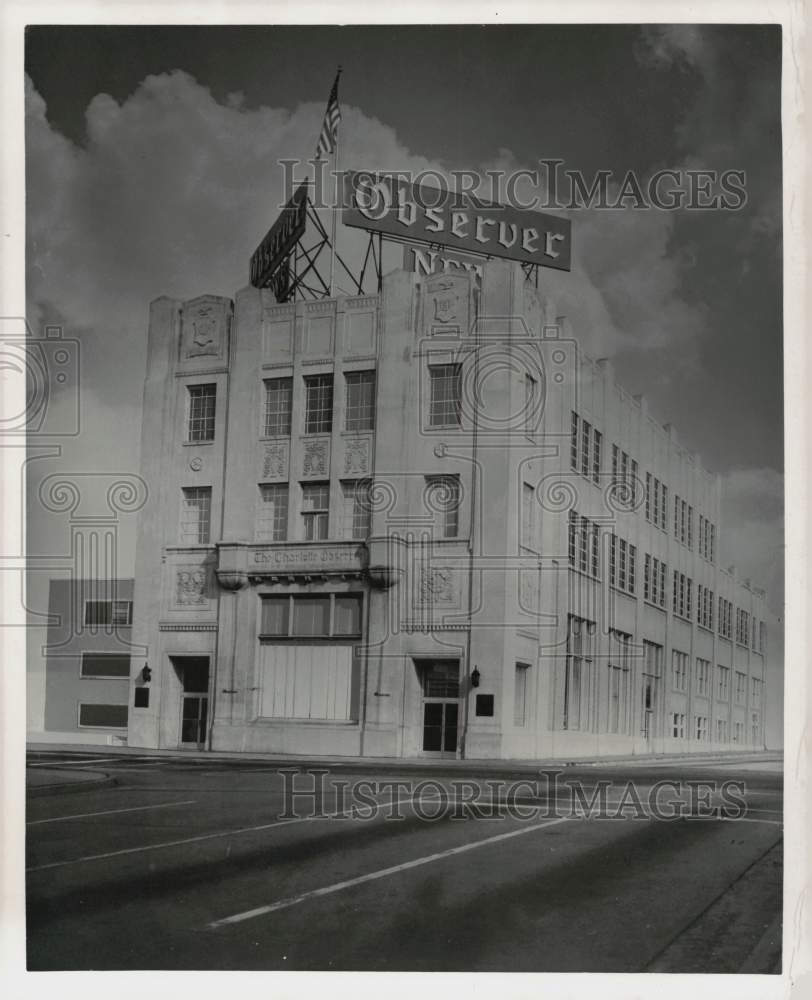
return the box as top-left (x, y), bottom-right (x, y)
top-left (329, 67), bottom-right (342, 297)
top-left (330, 135), bottom-right (339, 297)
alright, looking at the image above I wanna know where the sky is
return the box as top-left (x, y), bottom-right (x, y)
top-left (22, 24), bottom-right (784, 721)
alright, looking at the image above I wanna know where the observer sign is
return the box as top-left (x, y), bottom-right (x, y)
top-left (343, 171), bottom-right (571, 271)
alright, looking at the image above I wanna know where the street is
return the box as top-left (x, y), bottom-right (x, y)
top-left (26, 751), bottom-right (782, 972)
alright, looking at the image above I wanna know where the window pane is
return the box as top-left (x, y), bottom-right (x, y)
top-left (257, 484), bottom-right (288, 541)
top-left (345, 371), bottom-right (376, 431)
top-left (79, 703), bottom-right (128, 728)
top-left (341, 480), bottom-right (371, 540)
top-left (81, 654), bottom-right (130, 678)
top-left (84, 601), bottom-right (111, 626)
top-left (304, 375), bottom-right (333, 434)
top-left (187, 384), bottom-right (216, 442)
top-left (429, 364), bottom-right (462, 427)
top-left (261, 597), bottom-right (289, 635)
top-left (334, 595), bottom-right (362, 635)
top-left (292, 596), bottom-right (330, 636)
top-left (264, 377), bottom-right (292, 436)
top-left (181, 487), bottom-right (212, 544)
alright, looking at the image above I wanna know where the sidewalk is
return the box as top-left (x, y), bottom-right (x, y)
top-left (27, 741), bottom-right (783, 777)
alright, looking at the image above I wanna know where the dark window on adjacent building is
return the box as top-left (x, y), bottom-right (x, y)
top-left (80, 653), bottom-right (131, 678)
top-left (78, 703), bottom-right (128, 728)
top-left (84, 600), bottom-right (132, 627)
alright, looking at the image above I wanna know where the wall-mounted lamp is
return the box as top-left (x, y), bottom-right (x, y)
top-left (471, 667), bottom-right (481, 688)
top-left (141, 663), bottom-right (152, 683)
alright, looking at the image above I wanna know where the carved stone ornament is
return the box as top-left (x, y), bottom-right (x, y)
top-left (303, 439), bottom-right (328, 476)
top-left (262, 442), bottom-right (288, 479)
top-left (343, 438), bottom-right (369, 475)
top-left (185, 303), bottom-right (220, 359)
top-left (189, 457), bottom-right (203, 472)
top-left (419, 566), bottom-right (455, 604)
top-left (176, 567), bottom-right (208, 606)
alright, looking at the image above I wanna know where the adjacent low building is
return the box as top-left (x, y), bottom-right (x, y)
top-left (126, 259), bottom-right (774, 758)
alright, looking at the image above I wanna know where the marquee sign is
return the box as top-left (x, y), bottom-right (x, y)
top-left (249, 181), bottom-right (309, 288)
top-left (343, 171), bottom-right (571, 271)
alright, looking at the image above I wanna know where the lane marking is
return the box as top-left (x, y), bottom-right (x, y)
top-left (25, 794), bottom-right (419, 873)
top-left (27, 800), bottom-right (197, 825)
top-left (28, 758), bottom-right (125, 768)
top-left (207, 816), bottom-right (570, 928)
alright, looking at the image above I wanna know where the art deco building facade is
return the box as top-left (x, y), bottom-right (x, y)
top-left (128, 260), bottom-right (771, 758)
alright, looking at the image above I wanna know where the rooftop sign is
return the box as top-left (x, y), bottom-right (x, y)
top-left (343, 171), bottom-right (571, 271)
top-left (249, 181), bottom-right (308, 288)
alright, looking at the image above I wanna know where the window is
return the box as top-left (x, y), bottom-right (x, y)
top-left (187, 384), bottom-right (216, 443)
top-left (301, 482), bottom-right (329, 540)
top-left (736, 608), bottom-right (751, 646)
top-left (695, 715), bottom-right (708, 741)
top-left (607, 629), bottom-right (631, 734)
top-left (78, 703), bottom-right (128, 728)
top-left (751, 677), bottom-right (762, 703)
top-left (751, 713), bottom-right (760, 744)
top-left (609, 535), bottom-right (636, 595)
top-left (341, 479), bottom-right (372, 540)
top-left (521, 482), bottom-right (535, 550)
top-left (672, 571), bottom-right (692, 619)
top-left (644, 554), bottom-right (667, 608)
top-left (570, 412), bottom-right (601, 485)
top-left (180, 487), bottom-right (212, 544)
top-left (672, 649), bottom-right (688, 691)
top-left (646, 474), bottom-right (668, 530)
top-left (687, 506), bottom-right (694, 549)
top-left (425, 475), bottom-right (461, 539)
top-left (734, 721), bottom-right (744, 743)
top-left (671, 712), bottom-right (686, 739)
top-left (735, 671), bottom-right (747, 704)
top-left (263, 377), bottom-right (292, 437)
top-left (759, 621), bottom-right (767, 653)
top-left (697, 584), bottom-right (714, 630)
top-left (717, 665), bottom-right (730, 701)
top-left (563, 615), bottom-right (594, 730)
top-left (695, 658), bottom-right (711, 697)
top-left (716, 718), bottom-right (728, 743)
top-left (83, 600), bottom-right (132, 627)
top-left (304, 374), bottom-right (333, 434)
top-left (260, 594), bottom-right (363, 637)
top-left (718, 597), bottom-right (733, 639)
top-left (611, 445), bottom-right (637, 505)
top-left (256, 484), bottom-right (289, 542)
top-left (345, 371), bottom-right (376, 431)
top-left (428, 364), bottom-right (462, 427)
top-left (673, 494), bottom-right (691, 545)
top-left (514, 662), bottom-right (530, 726)
top-left (568, 511), bottom-right (599, 577)
top-left (698, 515), bottom-right (716, 562)
top-left (80, 653), bottom-right (131, 678)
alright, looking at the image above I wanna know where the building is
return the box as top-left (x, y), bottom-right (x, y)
top-left (42, 578), bottom-right (133, 744)
top-left (127, 259), bottom-right (774, 758)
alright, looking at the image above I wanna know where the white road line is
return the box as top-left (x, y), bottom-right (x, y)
top-left (27, 800), bottom-right (197, 825)
top-left (718, 816), bottom-right (783, 826)
top-left (25, 794), bottom-right (418, 873)
top-left (207, 816), bottom-right (570, 928)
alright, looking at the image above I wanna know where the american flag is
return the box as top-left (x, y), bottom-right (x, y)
top-left (315, 68), bottom-right (342, 160)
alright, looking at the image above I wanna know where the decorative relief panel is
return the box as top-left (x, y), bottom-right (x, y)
top-left (420, 273), bottom-right (472, 338)
top-left (181, 296), bottom-right (229, 362)
top-left (343, 437), bottom-right (370, 476)
top-left (261, 441), bottom-right (289, 480)
top-left (302, 438), bottom-right (330, 477)
top-left (418, 566), bottom-right (456, 605)
top-left (175, 566), bottom-right (210, 607)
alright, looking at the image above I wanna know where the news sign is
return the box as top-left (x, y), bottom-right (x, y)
top-left (250, 181), bottom-right (308, 288)
top-left (343, 171), bottom-right (571, 271)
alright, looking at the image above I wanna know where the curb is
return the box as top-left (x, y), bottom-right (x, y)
top-left (27, 773), bottom-right (118, 798)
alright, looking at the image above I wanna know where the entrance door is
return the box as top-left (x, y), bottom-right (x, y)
top-left (417, 660), bottom-right (460, 755)
top-left (178, 657), bottom-right (209, 748)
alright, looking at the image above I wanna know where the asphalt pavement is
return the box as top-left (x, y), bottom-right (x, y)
top-left (25, 749), bottom-right (783, 972)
